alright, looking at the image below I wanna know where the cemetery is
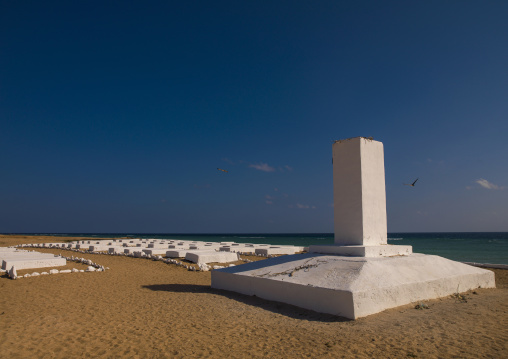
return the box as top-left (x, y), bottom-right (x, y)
top-left (3, 234), bottom-right (306, 279)
top-left (0, 137), bottom-right (503, 359)
top-left (3, 138), bottom-right (495, 320)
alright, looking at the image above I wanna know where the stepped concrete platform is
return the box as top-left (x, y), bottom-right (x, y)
top-left (309, 244), bottom-right (412, 257)
top-left (211, 253), bottom-right (495, 319)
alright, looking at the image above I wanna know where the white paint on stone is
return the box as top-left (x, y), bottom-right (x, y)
top-left (185, 251), bottom-right (239, 265)
top-left (332, 137), bottom-right (387, 246)
top-left (2, 256), bottom-right (67, 271)
top-left (212, 253), bottom-right (495, 319)
top-left (142, 249), bottom-right (170, 256)
top-left (166, 249), bottom-right (211, 258)
top-left (9, 266), bottom-right (17, 279)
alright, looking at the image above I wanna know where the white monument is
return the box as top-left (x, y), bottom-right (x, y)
top-left (308, 137), bottom-right (412, 257)
top-left (211, 137), bottom-right (495, 319)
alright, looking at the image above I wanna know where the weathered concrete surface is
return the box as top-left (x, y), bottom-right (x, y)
top-left (142, 249), bottom-right (169, 256)
top-left (2, 256), bottom-right (67, 270)
top-left (1, 250), bottom-right (66, 270)
top-left (255, 247), bottom-right (298, 256)
top-left (211, 253), bottom-right (495, 319)
top-left (88, 245), bottom-right (111, 252)
top-left (0, 248), bottom-right (19, 252)
top-left (166, 249), bottom-right (211, 258)
top-left (186, 251), bottom-right (239, 265)
top-left (332, 137), bottom-right (388, 246)
top-left (147, 243), bottom-right (170, 249)
top-left (108, 247), bottom-right (124, 254)
top-left (124, 247), bottom-right (150, 254)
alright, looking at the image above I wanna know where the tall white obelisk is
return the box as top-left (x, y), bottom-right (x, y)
top-left (333, 137), bottom-right (387, 245)
top-left (310, 137), bottom-right (411, 256)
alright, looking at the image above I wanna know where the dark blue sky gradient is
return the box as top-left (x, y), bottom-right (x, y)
top-left (1, 1), bottom-right (507, 233)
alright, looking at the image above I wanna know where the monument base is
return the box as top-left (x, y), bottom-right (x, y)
top-left (308, 244), bottom-right (412, 257)
top-left (211, 253), bottom-right (495, 319)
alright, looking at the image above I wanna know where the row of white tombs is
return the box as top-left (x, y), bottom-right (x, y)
top-left (1, 239), bottom-right (307, 279)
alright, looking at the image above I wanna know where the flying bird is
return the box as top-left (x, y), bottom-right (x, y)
top-left (404, 178), bottom-right (419, 187)
top-left (217, 168), bottom-right (228, 173)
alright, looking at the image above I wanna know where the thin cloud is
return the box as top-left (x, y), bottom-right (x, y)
top-left (249, 162), bottom-right (276, 172)
top-left (278, 165), bottom-right (294, 172)
top-left (295, 203), bottom-right (316, 209)
top-left (221, 157), bottom-right (235, 165)
top-left (476, 178), bottom-right (504, 190)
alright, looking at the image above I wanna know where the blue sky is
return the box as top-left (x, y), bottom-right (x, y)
top-left (1, 1), bottom-right (507, 233)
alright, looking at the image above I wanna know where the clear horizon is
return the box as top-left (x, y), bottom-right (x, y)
top-left (4, 231), bottom-right (508, 235)
top-left (1, 1), bottom-right (507, 233)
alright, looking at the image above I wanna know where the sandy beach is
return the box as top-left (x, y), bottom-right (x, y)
top-left (1, 235), bottom-right (507, 358)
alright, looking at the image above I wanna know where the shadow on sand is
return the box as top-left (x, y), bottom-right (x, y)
top-left (142, 283), bottom-right (350, 323)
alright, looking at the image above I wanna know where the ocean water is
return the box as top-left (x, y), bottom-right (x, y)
top-left (24, 232), bottom-right (508, 265)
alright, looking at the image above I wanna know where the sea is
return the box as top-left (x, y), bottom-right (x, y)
top-left (23, 232), bottom-right (508, 265)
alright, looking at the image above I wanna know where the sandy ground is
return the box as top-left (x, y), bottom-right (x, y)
top-left (1, 235), bottom-right (507, 358)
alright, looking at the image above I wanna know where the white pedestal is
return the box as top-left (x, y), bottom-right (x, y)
top-left (211, 253), bottom-right (495, 319)
top-left (309, 244), bottom-right (412, 257)
top-left (210, 137), bottom-right (496, 319)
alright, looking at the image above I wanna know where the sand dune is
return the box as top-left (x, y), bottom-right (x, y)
top-left (1, 235), bottom-right (507, 358)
